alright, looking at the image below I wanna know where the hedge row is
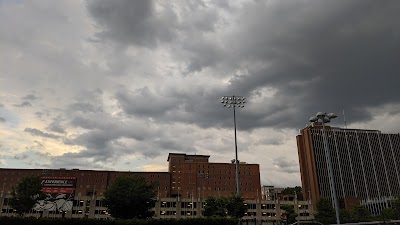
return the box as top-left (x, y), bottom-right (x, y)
top-left (0, 217), bottom-right (238, 225)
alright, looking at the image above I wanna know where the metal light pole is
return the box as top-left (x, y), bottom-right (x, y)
top-left (309, 112), bottom-right (340, 224)
top-left (221, 95), bottom-right (245, 197)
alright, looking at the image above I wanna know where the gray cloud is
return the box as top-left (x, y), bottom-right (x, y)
top-left (0, 117), bottom-right (5, 123)
top-left (65, 117), bottom-right (161, 161)
top-left (107, 0), bottom-right (400, 131)
top-left (67, 89), bottom-right (105, 114)
top-left (49, 153), bottom-right (112, 170)
top-left (115, 87), bottom-right (181, 118)
top-left (13, 101), bottom-right (32, 107)
top-left (0, 103), bottom-right (4, 107)
top-left (47, 120), bottom-right (66, 134)
top-left (10, 150), bottom-right (52, 168)
top-left (216, 0), bottom-right (400, 128)
top-left (87, 0), bottom-right (177, 48)
top-left (273, 157), bottom-right (299, 174)
top-left (24, 128), bottom-right (61, 139)
top-left (22, 94), bottom-right (38, 101)
top-left (154, 139), bottom-right (197, 153)
top-left (2, 0), bottom-right (400, 188)
top-left (14, 154), bottom-right (29, 160)
top-left (68, 102), bottom-right (103, 113)
top-left (35, 112), bottom-right (45, 119)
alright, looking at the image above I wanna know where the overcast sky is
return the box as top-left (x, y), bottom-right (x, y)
top-left (1, 0), bottom-right (400, 188)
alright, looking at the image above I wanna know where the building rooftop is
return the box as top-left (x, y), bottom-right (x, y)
top-left (167, 153), bottom-right (210, 161)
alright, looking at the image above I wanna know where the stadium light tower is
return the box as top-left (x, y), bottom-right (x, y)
top-left (309, 112), bottom-right (340, 224)
top-left (221, 95), bottom-right (245, 197)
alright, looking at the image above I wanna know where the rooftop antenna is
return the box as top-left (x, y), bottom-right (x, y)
top-left (343, 109), bottom-right (347, 129)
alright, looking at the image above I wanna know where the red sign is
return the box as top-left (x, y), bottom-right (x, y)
top-left (42, 187), bottom-right (75, 194)
top-left (41, 177), bottom-right (76, 194)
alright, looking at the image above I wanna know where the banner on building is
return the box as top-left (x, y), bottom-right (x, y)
top-left (33, 177), bottom-right (77, 211)
top-left (41, 177), bottom-right (76, 194)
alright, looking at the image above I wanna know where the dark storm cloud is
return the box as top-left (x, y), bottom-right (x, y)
top-left (24, 128), bottom-right (61, 139)
top-left (62, 130), bottom-right (142, 165)
top-left (183, 39), bottom-right (226, 73)
top-left (63, 107), bottom-right (204, 163)
top-left (155, 139), bottom-right (197, 152)
top-left (115, 87), bottom-right (180, 118)
top-left (65, 114), bottom-right (159, 161)
top-left (112, 0), bottom-right (400, 130)
top-left (62, 133), bottom-right (187, 163)
top-left (223, 0), bottom-right (400, 129)
top-left (115, 85), bottom-right (238, 129)
top-left (22, 94), bottom-right (38, 101)
top-left (87, 0), bottom-right (177, 48)
top-left (13, 101), bottom-right (32, 107)
top-left (65, 130), bottom-right (121, 152)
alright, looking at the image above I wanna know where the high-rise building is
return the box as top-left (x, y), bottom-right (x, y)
top-left (297, 123), bottom-right (400, 213)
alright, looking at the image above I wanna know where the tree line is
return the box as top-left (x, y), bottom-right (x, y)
top-left (315, 197), bottom-right (400, 224)
top-left (7, 176), bottom-right (400, 224)
top-left (7, 175), bottom-right (247, 219)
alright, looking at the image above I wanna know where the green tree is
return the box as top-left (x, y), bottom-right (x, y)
top-left (9, 176), bottom-right (44, 216)
top-left (339, 209), bottom-right (352, 224)
top-left (314, 198), bottom-right (336, 225)
top-left (281, 204), bottom-right (298, 224)
top-left (351, 205), bottom-right (372, 222)
top-left (203, 195), bottom-right (247, 219)
top-left (381, 208), bottom-right (397, 221)
top-left (281, 186), bottom-right (303, 200)
top-left (103, 175), bottom-right (156, 219)
top-left (393, 195), bottom-right (400, 219)
top-left (203, 197), bottom-right (227, 217)
top-left (225, 195), bottom-right (248, 219)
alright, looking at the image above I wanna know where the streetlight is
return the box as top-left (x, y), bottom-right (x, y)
top-left (221, 95), bottom-right (245, 197)
top-left (309, 112), bottom-right (340, 224)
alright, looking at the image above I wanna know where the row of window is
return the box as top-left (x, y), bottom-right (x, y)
top-left (172, 169), bottom-right (254, 174)
top-left (312, 129), bottom-right (400, 200)
top-left (172, 175), bottom-right (255, 180)
top-left (172, 186), bottom-right (256, 192)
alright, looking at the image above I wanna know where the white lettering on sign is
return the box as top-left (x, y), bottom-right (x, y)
top-left (41, 179), bottom-right (75, 187)
top-left (43, 180), bottom-right (67, 184)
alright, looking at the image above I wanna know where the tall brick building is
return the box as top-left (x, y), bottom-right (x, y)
top-left (168, 153), bottom-right (261, 199)
top-left (297, 123), bottom-right (400, 213)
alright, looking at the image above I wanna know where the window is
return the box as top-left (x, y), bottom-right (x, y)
top-left (73, 200), bottom-right (84, 207)
top-left (95, 200), bottom-right (103, 207)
